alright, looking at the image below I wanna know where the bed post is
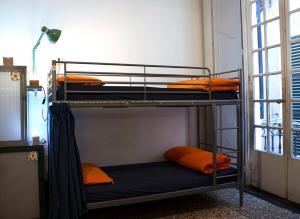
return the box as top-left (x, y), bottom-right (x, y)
top-left (238, 68), bottom-right (244, 207)
top-left (143, 66), bottom-right (147, 101)
top-left (196, 106), bottom-right (200, 148)
top-left (51, 60), bottom-right (57, 102)
top-left (63, 63), bottom-right (67, 101)
top-left (212, 103), bottom-right (217, 188)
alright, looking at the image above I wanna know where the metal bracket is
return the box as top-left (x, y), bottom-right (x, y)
top-left (28, 151), bottom-right (38, 161)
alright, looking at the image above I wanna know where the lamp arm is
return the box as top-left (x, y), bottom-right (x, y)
top-left (32, 32), bottom-right (45, 75)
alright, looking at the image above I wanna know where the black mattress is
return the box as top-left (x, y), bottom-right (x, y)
top-left (56, 85), bottom-right (238, 101)
top-left (85, 161), bottom-right (237, 203)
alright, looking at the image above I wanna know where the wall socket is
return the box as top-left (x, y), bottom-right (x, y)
top-left (28, 151), bottom-right (38, 161)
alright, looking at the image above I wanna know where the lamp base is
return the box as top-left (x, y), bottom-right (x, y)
top-left (29, 80), bottom-right (39, 86)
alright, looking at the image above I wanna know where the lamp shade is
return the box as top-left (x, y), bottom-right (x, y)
top-left (41, 26), bottom-right (62, 43)
top-left (32, 26), bottom-right (62, 75)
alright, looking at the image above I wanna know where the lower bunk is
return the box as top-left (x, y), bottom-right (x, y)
top-left (85, 161), bottom-right (238, 209)
top-left (47, 102), bottom-right (243, 219)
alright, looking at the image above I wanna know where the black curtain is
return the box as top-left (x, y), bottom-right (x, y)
top-left (48, 103), bottom-right (87, 219)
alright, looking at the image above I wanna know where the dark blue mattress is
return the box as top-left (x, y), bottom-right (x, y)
top-left (85, 161), bottom-right (237, 203)
top-left (56, 85), bottom-right (238, 101)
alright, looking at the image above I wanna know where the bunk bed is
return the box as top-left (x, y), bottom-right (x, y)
top-left (47, 60), bottom-right (244, 216)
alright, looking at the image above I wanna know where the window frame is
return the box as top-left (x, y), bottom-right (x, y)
top-left (247, 0), bottom-right (300, 160)
top-left (286, 3), bottom-right (300, 159)
top-left (248, 0), bottom-right (287, 156)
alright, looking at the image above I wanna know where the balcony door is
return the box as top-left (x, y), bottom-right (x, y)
top-left (247, 0), bottom-right (300, 203)
top-left (248, 0), bottom-right (286, 198)
top-left (287, 0), bottom-right (300, 204)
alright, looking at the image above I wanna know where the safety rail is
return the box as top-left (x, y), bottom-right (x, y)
top-left (48, 60), bottom-right (242, 106)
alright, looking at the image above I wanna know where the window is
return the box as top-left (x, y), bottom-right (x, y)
top-left (291, 38), bottom-right (300, 157)
top-left (248, 0), bottom-right (300, 159)
top-left (290, 7), bottom-right (300, 157)
top-left (251, 0), bottom-right (283, 155)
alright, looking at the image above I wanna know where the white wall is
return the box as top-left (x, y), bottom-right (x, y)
top-left (75, 107), bottom-right (197, 166)
top-left (212, 0), bottom-right (243, 73)
top-left (1, 0), bottom-right (204, 164)
top-left (1, 0), bottom-right (204, 70)
top-left (202, 1), bottom-right (214, 71)
top-left (203, 0), bottom-right (243, 72)
top-left (202, 0), bottom-right (243, 155)
top-left (212, 0), bottom-right (243, 151)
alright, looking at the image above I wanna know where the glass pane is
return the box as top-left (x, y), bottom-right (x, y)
top-left (290, 12), bottom-right (300, 38)
top-left (268, 74), bottom-right (282, 99)
top-left (269, 129), bottom-right (283, 154)
top-left (255, 102), bottom-right (267, 125)
top-left (254, 76), bottom-right (266, 100)
top-left (252, 25), bottom-right (265, 50)
top-left (255, 127), bottom-right (267, 152)
top-left (292, 102), bottom-right (300, 128)
top-left (291, 40), bottom-right (300, 70)
top-left (252, 1), bottom-right (264, 25)
top-left (266, 20), bottom-right (280, 46)
top-left (292, 72), bottom-right (300, 98)
top-left (292, 131), bottom-right (300, 158)
top-left (289, 0), bottom-right (300, 11)
top-left (265, 0), bottom-right (279, 20)
top-left (269, 102), bottom-right (282, 127)
top-left (268, 47), bottom-right (281, 72)
top-left (253, 51), bottom-right (266, 75)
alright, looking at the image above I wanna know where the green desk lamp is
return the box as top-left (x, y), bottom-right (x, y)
top-left (32, 26), bottom-right (61, 76)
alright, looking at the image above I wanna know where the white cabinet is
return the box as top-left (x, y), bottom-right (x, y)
top-left (0, 146), bottom-right (45, 219)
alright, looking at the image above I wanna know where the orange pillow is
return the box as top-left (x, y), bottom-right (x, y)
top-left (56, 75), bottom-right (104, 86)
top-left (81, 163), bottom-right (113, 185)
top-left (164, 146), bottom-right (231, 174)
top-left (208, 86), bottom-right (239, 92)
top-left (167, 79), bottom-right (208, 90)
top-left (167, 78), bottom-right (239, 91)
top-left (164, 146), bottom-right (200, 162)
top-left (177, 151), bottom-right (231, 174)
top-left (210, 78), bottom-right (239, 87)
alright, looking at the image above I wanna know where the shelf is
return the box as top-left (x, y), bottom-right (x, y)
top-left (27, 86), bottom-right (43, 91)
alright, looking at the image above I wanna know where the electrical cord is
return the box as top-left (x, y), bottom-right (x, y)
top-left (39, 58), bottom-right (63, 122)
top-left (42, 86), bottom-right (46, 104)
top-left (41, 86), bottom-right (47, 121)
top-left (42, 108), bottom-right (47, 122)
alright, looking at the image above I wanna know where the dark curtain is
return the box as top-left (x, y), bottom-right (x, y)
top-left (48, 103), bottom-right (87, 219)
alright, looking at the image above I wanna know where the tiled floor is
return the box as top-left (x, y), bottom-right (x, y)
top-left (84, 188), bottom-right (300, 219)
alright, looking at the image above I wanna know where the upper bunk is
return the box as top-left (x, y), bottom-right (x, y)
top-left (47, 60), bottom-right (244, 107)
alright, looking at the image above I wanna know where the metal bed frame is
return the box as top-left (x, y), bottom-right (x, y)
top-left (47, 59), bottom-right (244, 208)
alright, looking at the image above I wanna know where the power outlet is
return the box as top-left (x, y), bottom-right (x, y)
top-left (28, 151), bottom-right (38, 161)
